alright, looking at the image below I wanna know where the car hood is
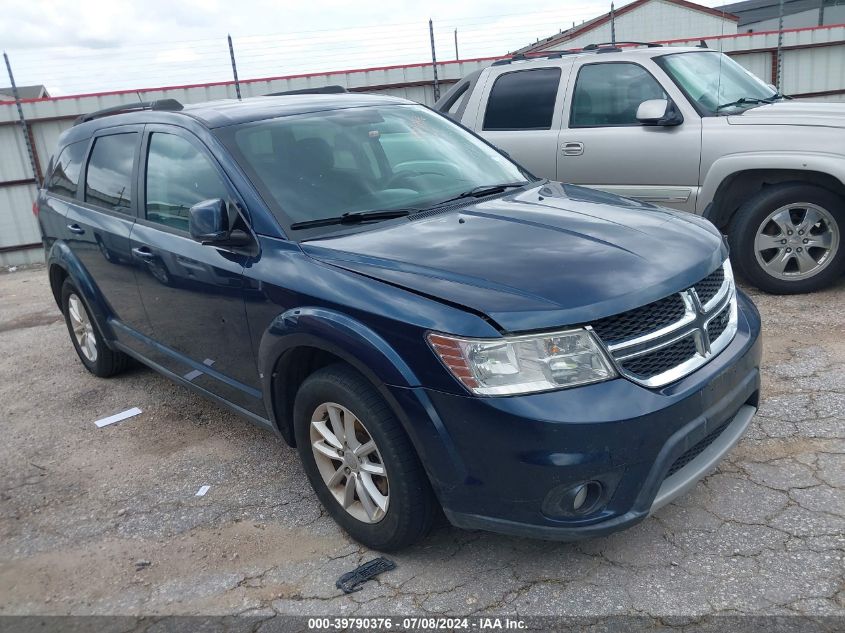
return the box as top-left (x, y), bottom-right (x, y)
top-left (727, 101), bottom-right (845, 128)
top-left (301, 183), bottom-right (726, 333)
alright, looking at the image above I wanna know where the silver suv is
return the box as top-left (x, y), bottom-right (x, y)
top-left (437, 44), bottom-right (845, 294)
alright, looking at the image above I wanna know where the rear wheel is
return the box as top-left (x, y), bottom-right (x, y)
top-left (61, 279), bottom-right (129, 377)
top-left (729, 184), bottom-right (845, 294)
top-left (293, 364), bottom-right (437, 550)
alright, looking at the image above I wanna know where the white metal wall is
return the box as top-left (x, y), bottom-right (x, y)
top-left (536, 0), bottom-right (738, 51)
top-left (2, 24), bottom-right (844, 266)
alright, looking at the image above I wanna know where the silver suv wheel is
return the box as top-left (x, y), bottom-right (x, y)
top-left (309, 402), bottom-right (389, 524)
top-left (754, 202), bottom-right (840, 281)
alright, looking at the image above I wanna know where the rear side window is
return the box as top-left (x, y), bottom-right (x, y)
top-left (483, 67), bottom-right (561, 131)
top-left (144, 133), bottom-right (229, 231)
top-left (85, 133), bottom-right (138, 213)
top-left (570, 63), bottom-right (668, 128)
top-left (47, 140), bottom-right (87, 199)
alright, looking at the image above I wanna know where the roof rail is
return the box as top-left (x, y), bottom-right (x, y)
top-left (491, 50), bottom-right (579, 66)
top-left (264, 85), bottom-right (348, 96)
top-left (583, 41), bottom-right (662, 50)
top-left (74, 99), bottom-right (184, 126)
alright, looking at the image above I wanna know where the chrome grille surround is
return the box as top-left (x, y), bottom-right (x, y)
top-left (594, 262), bottom-right (738, 388)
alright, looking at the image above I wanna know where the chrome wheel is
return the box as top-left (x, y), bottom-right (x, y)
top-left (67, 293), bottom-right (97, 363)
top-left (309, 402), bottom-right (389, 524)
top-left (754, 202), bottom-right (840, 280)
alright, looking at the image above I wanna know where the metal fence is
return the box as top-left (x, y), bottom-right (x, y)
top-left (1, 23), bottom-right (844, 267)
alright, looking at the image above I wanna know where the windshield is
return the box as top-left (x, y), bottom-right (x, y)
top-left (656, 51), bottom-right (778, 115)
top-left (216, 104), bottom-right (529, 235)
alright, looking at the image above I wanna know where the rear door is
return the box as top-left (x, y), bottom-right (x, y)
top-left (472, 64), bottom-right (571, 179)
top-left (63, 126), bottom-right (153, 346)
top-left (557, 60), bottom-right (702, 211)
top-left (129, 124), bottom-right (263, 414)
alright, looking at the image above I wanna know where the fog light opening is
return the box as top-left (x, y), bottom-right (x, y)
top-left (570, 481), bottom-right (602, 514)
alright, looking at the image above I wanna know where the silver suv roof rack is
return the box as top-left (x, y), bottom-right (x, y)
top-left (583, 41), bottom-right (663, 52)
top-left (74, 99), bottom-right (184, 126)
top-left (491, 50), bottom-right (580, 67)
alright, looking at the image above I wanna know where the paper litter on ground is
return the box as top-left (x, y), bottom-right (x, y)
top-left (95, 407), bottom-right (142, 428)
top-left (195, 485), bottom-right (211, 497)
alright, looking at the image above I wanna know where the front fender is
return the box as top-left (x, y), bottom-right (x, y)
top-left (258, 307), bottom-right (421, 439)
top-left (698, 151), bottom-right (845, 216)
top-left (47, 240), bottom-right (117, 342)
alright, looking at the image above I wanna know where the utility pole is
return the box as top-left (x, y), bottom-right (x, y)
top-left (610, 2), bottom-right (617, 45)
top-left (776, 0), bottom-right (785, 89)
top-left (3, 52), bottom-right (41, 187)
top-left (454, 28), bottom-right (459, 60)
top-left (227, 34), bottom-right (242, 100)
top-left (429, 19), bottom-right (440, 102)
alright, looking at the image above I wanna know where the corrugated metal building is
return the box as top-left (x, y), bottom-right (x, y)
top-left (517, 0), bottom-right (739, 53)
top-left (720, 0), bottom-right (845, 32)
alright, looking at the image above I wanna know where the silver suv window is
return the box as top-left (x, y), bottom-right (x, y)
top-left (570, 63), bottom-right (667, 128)
top-left (483, 67), bottom-right (561, 131)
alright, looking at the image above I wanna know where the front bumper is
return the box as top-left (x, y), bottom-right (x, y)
top-left (389, 290), bottom-right (762, 540)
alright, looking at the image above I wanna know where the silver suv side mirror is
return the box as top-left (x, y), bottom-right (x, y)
top-left (636, 99), bottom-right (683, 126)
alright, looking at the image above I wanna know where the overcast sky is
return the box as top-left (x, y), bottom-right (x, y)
top-left (2, 0), bottom-right (727, 96)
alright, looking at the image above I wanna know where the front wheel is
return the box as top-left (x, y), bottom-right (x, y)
top-left (729, 184), bottom-right (845, 294)
top-left (293, 364), bottom-right (437, 550)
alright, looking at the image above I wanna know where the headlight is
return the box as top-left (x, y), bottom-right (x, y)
top-left (427, 328), bottom-right (617, 396)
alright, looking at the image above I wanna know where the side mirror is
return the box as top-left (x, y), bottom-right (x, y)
top-left (189, 199), bottom-right (251, 246)
top-left (636, 99), bottom-right (683, 126)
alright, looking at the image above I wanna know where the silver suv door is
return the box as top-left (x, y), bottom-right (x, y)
top-left (473, 64), bottom-right (571, 179)
top-left (558, 60), bottom-right (702, 212)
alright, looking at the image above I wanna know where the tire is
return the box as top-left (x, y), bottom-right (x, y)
top-left (729, 183), bottom-right (845, 294)
top-left (61, 279), bottom-right (129, 378)
top-left (293, 364), bottom-right (437, 550)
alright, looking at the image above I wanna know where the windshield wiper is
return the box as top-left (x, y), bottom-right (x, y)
top-left (716, 94), bottom-right (783, 112)
top-left (428, 181), bottom-right (530, 208)
top-left (290, 208), bottom-right (415, 230)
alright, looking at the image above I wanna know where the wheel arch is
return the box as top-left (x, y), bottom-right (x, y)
top-left (257, 307), bottom-right (421, 447)
top-left (702, 164), bottom-right (845, 231)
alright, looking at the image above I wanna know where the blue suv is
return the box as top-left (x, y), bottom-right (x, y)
top-left (37, 93), bottom-right (761, 550)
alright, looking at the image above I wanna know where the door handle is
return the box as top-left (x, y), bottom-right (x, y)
top-left (561, 142), bottom-right (584, 156)
top-left (132, 246), bottom-right (155, 261)
top-left (67, 223), bottom-right (85, 235)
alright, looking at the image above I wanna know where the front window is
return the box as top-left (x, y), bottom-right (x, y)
top-left (216, 104), bottom-right (528, 236)
top-left (656, 51), bottom-right (778, 115)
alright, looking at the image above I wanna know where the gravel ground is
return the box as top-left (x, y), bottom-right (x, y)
top-left (0, 265), bottom-right (843, 618)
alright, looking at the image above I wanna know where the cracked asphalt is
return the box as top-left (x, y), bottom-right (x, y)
top-left (0, 265), bottom-right (843, 618)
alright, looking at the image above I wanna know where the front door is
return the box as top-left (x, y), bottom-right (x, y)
top-left (558, 60), bottom-right (702, 212)
top-left (129, 125), bottom-right (263, 415)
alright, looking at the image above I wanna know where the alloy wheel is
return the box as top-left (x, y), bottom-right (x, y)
top-left (754, 202), bottom-right (840, 280)
top-left (67, 293), bottom-right (97, 363)
top-left (309, 402), bottom-right (389, 523)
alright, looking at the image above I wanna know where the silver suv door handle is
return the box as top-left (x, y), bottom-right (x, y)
top-left (561, 142), bottom-right (584, 156)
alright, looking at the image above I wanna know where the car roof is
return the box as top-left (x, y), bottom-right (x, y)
top-left (488, 45), bottom-right (711, 70)
top-left (59, 92), bottom-right (417, 147)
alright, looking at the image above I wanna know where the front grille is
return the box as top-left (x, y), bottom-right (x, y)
top-left (665, 418), bottom-right (731, 479)
top-left (590, 263), bottom-right (736, 388)
top-left (620, 335), bottom-right (698, 380)
top-left (693, 267), bottom-right (725, 306)
top-left (591, 293), bottom-right (686, 344)
top-left (707, 304), bottom-right (731, 342)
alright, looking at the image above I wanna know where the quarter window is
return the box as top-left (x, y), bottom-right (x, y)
top-left (47, 140), bottom-right (87, 199)
top-left (145, 133), bottom-right (229, 231)
top-left (570, 63), bottom-right (667, 128)
top-left (483, 67), bottom-right (561, 131)
top-left (85, 133), bottom-right (138, 212)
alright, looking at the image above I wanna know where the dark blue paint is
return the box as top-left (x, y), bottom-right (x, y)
top-left (37, 95), bottom-right (762, 541)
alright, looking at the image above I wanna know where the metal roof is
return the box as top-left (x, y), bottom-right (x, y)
top-left (718, 0), bottom-right (827, 27)
top-left (0, 85), bottom-right (49, 100)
